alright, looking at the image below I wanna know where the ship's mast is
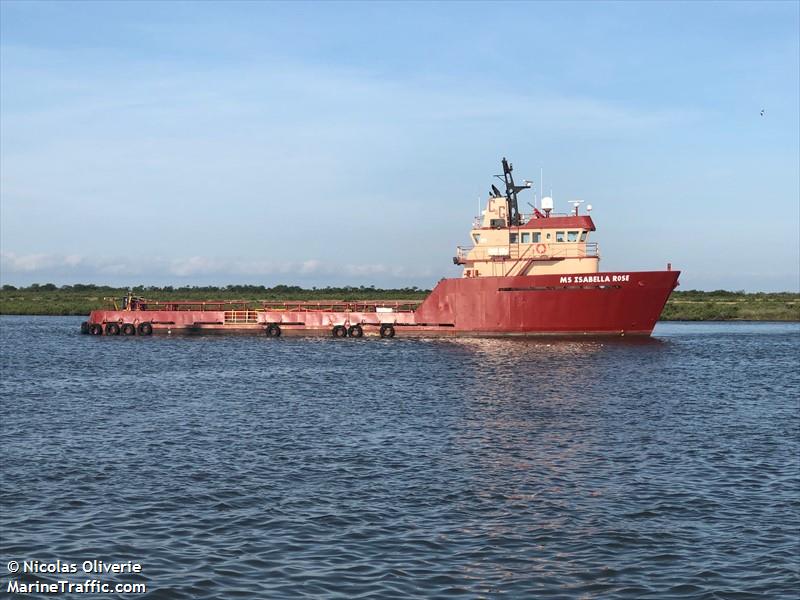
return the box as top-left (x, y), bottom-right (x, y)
top-left (497, 157), bottom-right (529, 227)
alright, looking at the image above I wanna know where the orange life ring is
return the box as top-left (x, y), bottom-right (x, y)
top-left (536, 243), bottom-right (547, 254)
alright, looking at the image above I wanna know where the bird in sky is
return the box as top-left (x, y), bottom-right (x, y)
top-left (760, 109), bottom-right (765, 116)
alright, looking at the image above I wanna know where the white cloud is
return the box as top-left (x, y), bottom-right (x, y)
top-left (0, 251), bottom-right (434, 286)
top-left (168, 256), bottom-right (227, 277)
top-left (343, 264), bottom-right (389, 276)
top-left (0, 251), bottom-right (85, 272)
top-left (299, 259), bottom-right (322, 274)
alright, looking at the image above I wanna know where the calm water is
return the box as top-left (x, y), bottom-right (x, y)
top-left (1, 317), bottom-right (798, 599)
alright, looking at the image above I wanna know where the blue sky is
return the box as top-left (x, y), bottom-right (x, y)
top-left (1, 1), bottom-right (798, 290)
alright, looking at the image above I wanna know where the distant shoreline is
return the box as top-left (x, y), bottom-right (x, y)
top-left (1, 286), bottom-right (798, 321)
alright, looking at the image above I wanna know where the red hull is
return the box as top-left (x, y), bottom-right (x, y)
top-left (86, 270), bottom-right (679, 337)
top-left (415, 270), bottom-right (680, 335)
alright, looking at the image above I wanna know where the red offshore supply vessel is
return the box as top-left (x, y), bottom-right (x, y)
top-left (82, 158), bottom-right (679, 338)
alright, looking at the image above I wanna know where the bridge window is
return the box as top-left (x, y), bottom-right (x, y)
top-left (472, 233), bottom-right (481, 244)
top-left (533, 232), bottom-right (541, 242)
top-left (556, 231), bottom-right (565, 242)
top-left (580, 232), bottom-right (587, 242)
top-left (567, 231), bottom-right (578, 242)
top-left (521, 232), bottom-right (530, 243)
top-left (510, 233), bottom-right (518, 244)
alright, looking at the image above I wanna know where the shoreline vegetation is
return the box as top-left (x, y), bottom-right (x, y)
top-left (0, 284), bottom-right (798, 321)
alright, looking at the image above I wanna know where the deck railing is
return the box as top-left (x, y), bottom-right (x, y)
top-left (118, 298), bottom-right (422, 313)
top-left (260, 300), bottom-right (421, 313)
top-left (224, 310), bottom-right (259, 323)
top-left (456, 242), bottom-right (599, 263)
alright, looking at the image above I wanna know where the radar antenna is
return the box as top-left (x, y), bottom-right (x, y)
top-left (495, 157), bottom-right (530, 226)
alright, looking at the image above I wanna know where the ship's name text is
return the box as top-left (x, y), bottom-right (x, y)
top-left (559, 274), bottom-right (630, 284)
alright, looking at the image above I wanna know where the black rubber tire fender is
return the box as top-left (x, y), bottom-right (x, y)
top-left (379, 324), bottom-right (396, 339)
top-left (121, 324), bottom-right (136, 336)
top-left (348, 324), bottom-right (363, 338)
top-left (89, 324), bottom-right (103, 336)
top-left (137, 322), bottom-right (153, 336)
top-left (80, 321), bottom-right (90, 334)
top-left (105, 323), bottom-right (121, 336)
top-left (332, 325), bottom-right (347, 338)
top-left (266, 324), bottom-right (282, 337)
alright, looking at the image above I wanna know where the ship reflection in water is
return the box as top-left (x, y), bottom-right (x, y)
top-left (439, 336), bottom-right (639, 570)
top-left (1, 318), bottom-right (797, 599)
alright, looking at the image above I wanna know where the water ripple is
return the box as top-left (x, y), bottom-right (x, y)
top-left (1, 317), bottom-right (798, 598)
